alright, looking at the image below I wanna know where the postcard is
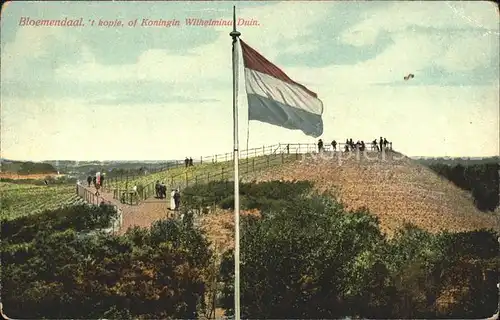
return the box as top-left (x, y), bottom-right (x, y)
top-left (1, 1), bottom-right (499, 319)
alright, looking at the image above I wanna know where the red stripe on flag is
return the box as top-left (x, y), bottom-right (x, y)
top-left (239, 39), bottom-right (318, 98)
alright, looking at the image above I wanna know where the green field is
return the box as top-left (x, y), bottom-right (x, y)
top-left (0, 182), bottom-right (84, 220)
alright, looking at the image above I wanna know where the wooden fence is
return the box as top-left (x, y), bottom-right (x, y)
top-left (76, 183), bottom-right (123, 233)
top-left (105, 141), bottom-right (393, 205)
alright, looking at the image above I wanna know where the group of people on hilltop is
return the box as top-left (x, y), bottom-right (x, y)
top-left (185, 157), bottom-right (194, 168)
top-left (342, 139), bottom-right (367, 152)
top-left (371, 137), bottom-right (391, 152)
top-left (317, 137), bottom-right (391, 153)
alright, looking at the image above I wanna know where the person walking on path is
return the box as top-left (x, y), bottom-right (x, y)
top-left (174, 189), bottom-right (181, 211)
top-left (87, 175), bottom-right (92, 187)
top-left (95, 183), bottom-right (100, 197)
top-left (132, 185), bottom-right (139, 202)
top-left (160, 182), bottom-right (166, 199)
top-left (155, 181), bottom-right (160, 198)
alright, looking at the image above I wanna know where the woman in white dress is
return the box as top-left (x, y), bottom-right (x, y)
top-left (170, 189), bottom-right (176, 210)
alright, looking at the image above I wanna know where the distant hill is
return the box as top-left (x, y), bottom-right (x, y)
top-left (246, 151), bottom-right (500, 237)
top-left (1, 160), bottom-right (57, 175)
top-left (413, 156), bottom-right (499, 166)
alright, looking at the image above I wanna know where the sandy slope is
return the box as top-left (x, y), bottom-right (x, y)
top-left (243, 150), bottom-right (500, 237)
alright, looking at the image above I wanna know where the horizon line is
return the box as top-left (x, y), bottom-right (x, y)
top-left (2, 154), bottom-right (499, 163)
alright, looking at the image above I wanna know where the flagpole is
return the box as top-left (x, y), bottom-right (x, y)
top-left (230, 5), bottom-right (241, 320)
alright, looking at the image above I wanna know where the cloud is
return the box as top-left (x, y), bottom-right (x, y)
top-left (282, 20), bottom-right (498, 88)
top-left (340, 1), bottom-right (499, 47)
top-left (434, 31), bottom-right (498, 72)
top-left (1, 1), bottom-right (498, 160)
top-left (1, 27), bottom-right (63, 81)
top-left (53, 1), bottom-right (335, 85)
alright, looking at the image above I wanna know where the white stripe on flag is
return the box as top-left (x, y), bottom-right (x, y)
top-left (244, 68), bottom-right (323, 116)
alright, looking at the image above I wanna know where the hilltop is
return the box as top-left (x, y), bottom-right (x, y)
top-left (240, 150), bottom-right (499, 237)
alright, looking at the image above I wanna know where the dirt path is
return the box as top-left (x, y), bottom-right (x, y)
top-left (87, 185), bottom-right (176, 235)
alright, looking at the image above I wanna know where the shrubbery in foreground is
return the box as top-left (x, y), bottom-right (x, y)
top-left (200, 181), bottom-right (499, 319)
top-left (1, 205), bottom-right (213, 319)
top-left (2, 180), bottom-right (498, 319)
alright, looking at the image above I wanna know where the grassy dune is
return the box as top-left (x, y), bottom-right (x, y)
top-left (107, 153), bottom-right (302, 191)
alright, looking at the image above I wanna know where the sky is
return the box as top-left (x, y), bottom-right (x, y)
top-left (1, 0), bottom-right (499, 161)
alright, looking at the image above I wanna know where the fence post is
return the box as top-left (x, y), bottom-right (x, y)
top-left (185, 171), bottom-right (188, 187)
top-left (281, 152), bottom-right (284, 164)
top-left (215, 155), bottom-right (218, 163)
top-left (267, 156), bottom-right (270, 167)
top-left (262, 145), bottom-right (265, 155)
top-left (225, 153), bottom-right (228, 162)
top-left (200, 156), bottom-right (203, 164)
top-left (207, 172), bottom-right (210, 183)
top-left (195, 175), bottom-right (198, 185)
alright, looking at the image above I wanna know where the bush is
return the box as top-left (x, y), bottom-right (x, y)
top-left (182, 180), bottom-right (314, 213)
top-left (1, 204), bottom-right (118, 246)
top-left (386, 225), bottom-right (499, 318)
top-left (219, 194), bottom-right (389, 319)
top-left (218, 192), bottom-right (499, 319)
top-left (2, 211), bottom-right (214, 319)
